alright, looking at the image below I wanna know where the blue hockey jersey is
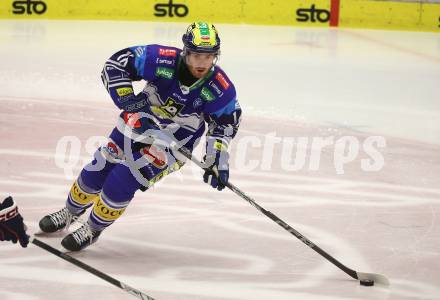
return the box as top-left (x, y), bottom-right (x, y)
top-left (101, 44), bottom-right (241, 153)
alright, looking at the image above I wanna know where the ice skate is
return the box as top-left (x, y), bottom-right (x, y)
top-left (39, 207), bottom-right (84, 233)
top-left (61, 222), bottom-right (102, 251)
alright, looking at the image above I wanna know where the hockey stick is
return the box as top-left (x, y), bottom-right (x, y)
top-left (175, 145), bottom-right (390, 286)
top-left (30, 237), bottom-right (155, 300)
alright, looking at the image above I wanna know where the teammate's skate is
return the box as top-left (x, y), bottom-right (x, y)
top-left (61, 222), bottom-right (102, 251)
top-left (39, 207), bottom-right (84, 233)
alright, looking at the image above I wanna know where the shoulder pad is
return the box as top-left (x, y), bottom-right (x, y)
top-left (201, 68), bottom-right (236, 113)
top-left (127, 44), bottom-right (181, 81)
top-left (147, 45), bottom-right (182, 80)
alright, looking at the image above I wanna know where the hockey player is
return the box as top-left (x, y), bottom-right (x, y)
top-left (0, 196), bottom-right (29, 248)
top-left (39, 22), bottom-right (242, 251)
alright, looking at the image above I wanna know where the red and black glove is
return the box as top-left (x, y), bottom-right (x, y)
top-left (0, 196), bottom-right (29, 248)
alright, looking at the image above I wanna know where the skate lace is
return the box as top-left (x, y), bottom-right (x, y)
top-left (50, 208), bottom-right (72, 228)
top-left (72, 224), bottom-right (95, 246)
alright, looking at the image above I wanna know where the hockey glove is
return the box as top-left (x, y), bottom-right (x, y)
top-left (203, 139), bottom-right (229, 191)
top-left (0, 196), bottom-right (29, 248)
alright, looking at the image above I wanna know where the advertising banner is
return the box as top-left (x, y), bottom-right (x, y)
top-left (0, 0), bottom-right (439, 32)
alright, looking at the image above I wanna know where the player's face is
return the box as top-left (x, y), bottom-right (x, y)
top-left (185, 52), bottom-right (216, 78)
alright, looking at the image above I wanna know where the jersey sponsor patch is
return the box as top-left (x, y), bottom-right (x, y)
top-left (140, 144), bottom-right (168, 169)
top-left (159, 48), bottom-right (177, 57)
top-left (209, 81), bottom-right (223, 96)
top-left (116, 87), bottom-right (134, 97)
top-left (150, 97), bottom-right (185, 119)
top-left (156, 67), bottom-right (174, 79)
top-left (102, 140), bottom-right (124, 162)
top-left (123, 112), bottom-right (142, 128)
top-left (215, 72), bottom-right (230, 90)
top-left (104, 142), bottom-right (119, 158)
top-left (200, 87), bottom-right (216, 102)
top-left (193, 98), bottom-right (203, 108)
top-left (156, 57), bottom-right (175, 65)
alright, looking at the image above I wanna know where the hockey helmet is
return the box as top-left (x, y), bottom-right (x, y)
top-left (182, 22), bottom-right (220, 54)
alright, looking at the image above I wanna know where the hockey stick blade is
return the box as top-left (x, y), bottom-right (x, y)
top-left (175, 145), bottom-right (390, 286)
top-left (228, 181), bottom-right (390, 286)
top-left (30, 237), bottom-right (155, 300)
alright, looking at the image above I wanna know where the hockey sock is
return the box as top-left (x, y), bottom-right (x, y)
top-left (66, 177), bottom-right (99, 215)
top-left (88, 192), bottom-right (129, 231)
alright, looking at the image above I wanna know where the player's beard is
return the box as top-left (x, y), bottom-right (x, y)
top-left (188, 65), bottom-right (209, 79)
top-left (184, 55), bottom-right (213, 79)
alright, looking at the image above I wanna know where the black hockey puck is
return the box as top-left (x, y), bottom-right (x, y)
top-left (360, 279), bottom-right (374, 286)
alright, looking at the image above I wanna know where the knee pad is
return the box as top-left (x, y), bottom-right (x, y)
top-left (102, 163), bottom-right (143, 202)
top-left (80, 137), bottom-right (125, 192)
